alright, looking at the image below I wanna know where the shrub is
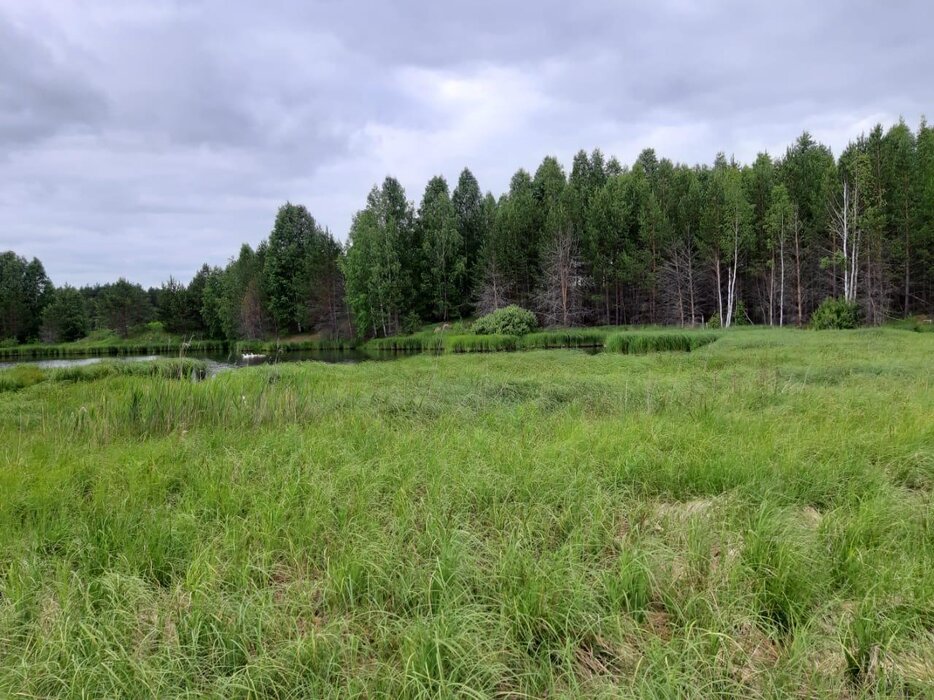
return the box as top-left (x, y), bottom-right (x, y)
top-left (402, 312), bottom-right (424, 335)
top-left (708, 300), bottom-right (748, 328)
top-left (810, 297), bottom-right (861, 330)
top-left (472, 306), bottom-right (538, 336)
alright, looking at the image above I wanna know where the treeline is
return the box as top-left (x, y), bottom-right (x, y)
top-left (2, 119), bottom-right (932, 344)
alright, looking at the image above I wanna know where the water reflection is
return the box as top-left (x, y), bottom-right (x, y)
top-left (0, 349), bottom-right (383, 376)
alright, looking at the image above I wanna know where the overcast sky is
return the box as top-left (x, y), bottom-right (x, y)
top-left (2, 0), bottom-right (931, 287)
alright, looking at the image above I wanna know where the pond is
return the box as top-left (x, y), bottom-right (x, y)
top-left (0, 349), bottom-right (380, 376)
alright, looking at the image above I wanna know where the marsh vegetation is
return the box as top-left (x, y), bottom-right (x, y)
top-left (1, 328), bottom-right (931, 697)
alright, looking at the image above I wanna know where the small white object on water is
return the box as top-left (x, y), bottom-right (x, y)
top-left (241, 353), bottom-right (267, 361)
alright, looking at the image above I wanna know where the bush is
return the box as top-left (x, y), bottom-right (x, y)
top-left (707, 300), bottom-right (748, 328)
top-left (472, 306), bottom-right (538, 336)
top-left (810, 297), bottom-right (861, 330)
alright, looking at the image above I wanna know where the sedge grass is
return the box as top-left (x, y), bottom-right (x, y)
top-left (0, 328), bottom-right (931, 697)
top-left (0, 358), bottom-right (207, 392)
top-left (604, 330), bottom-right (719, 354)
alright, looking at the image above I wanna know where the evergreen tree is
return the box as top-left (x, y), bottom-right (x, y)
top-left (418, 176), bottom-right (465, 321)
top-left (41, 285), bottom-right (88, 342)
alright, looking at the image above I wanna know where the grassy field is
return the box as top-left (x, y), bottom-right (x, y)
top-left (0, 328), bottom-right (932, 697)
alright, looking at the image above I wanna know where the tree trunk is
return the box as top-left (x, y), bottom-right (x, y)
top-left (779, 222), bottom-right (785, 327)
top-left (715, 254), bottom-right (723, 324)
top-left (794, 211), bottom-right (803, 326)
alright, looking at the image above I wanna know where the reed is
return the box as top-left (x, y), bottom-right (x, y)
top-left (0, 339), bottom-right (227, 359)
top-left (519, 329), bottom-right (609, 349)
top-left (604, 331), bottom-right (719, 353)
top-left (234, 337), bottom-right (358, 354)
top-left (365, 332), bottom-right (444, 353)
top-left (444, 333), bottom-right (517, 352)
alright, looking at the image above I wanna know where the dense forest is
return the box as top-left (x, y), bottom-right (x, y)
top-left (2, 119), bottom-right (933, 344)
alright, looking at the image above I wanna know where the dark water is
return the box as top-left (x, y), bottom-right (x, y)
top-left (0, 349), bottom-right (378, 376)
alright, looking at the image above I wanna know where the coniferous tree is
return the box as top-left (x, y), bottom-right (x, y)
top-left (418, 176), bottom-right (465, 321)
top-left (40, 285), bottom-right (88, 342)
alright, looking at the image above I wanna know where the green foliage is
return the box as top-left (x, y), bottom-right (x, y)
top-left (8, 117), bottom-right (934, 349)
top-left (810, 297), bottom-right (862, 329)
top-left (0, 251), bottom-right (53, 342)
top-left (262, 203), bottom-right (344, 336)
top-left (419, 176), bottom-right (465, 321)
top-left (342, 178), bottom-right (419, 337)
top-left (472, 305), bottom-right (538, 336)
top-left (451, 168), bottom-right (488, 310)
top-left (94, 279), bottom-right (154, 338)
top-left (732, 299), bottom-right (750, 325)
top-left (41, 285), bottom-right (89, 343)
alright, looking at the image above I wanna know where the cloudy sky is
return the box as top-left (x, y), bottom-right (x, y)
top-left (2, 0), bottom-right (931, 287)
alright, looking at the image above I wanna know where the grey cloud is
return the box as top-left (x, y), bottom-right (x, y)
top-left (0, 0), bottom-right (931, 287)
top-left (0, 17), bottom-right (107, 147)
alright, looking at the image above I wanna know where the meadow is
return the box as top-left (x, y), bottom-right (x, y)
top-left (0, 328), bottom-right (931, 698)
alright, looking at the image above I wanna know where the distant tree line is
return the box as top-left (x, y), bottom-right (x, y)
top-left (2, 119), bottom-right (932, 344)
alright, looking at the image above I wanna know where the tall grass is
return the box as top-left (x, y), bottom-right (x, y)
top-left (0, 358), bottom-right (207, 392)
top-left (604, 331), bottom-right (719, 353)
top-left (234, 337), bottom-right (358, 354)
top-left (0, 338), bottom-right (227, 359)
top-left (365, 332), bottom-right (444, 353)
top-left (445, 333), bottom-right (517, 352)
top-left (519, 329), bottom-right (609, 349)
top-left (1, 328), bottom-right (932, 697)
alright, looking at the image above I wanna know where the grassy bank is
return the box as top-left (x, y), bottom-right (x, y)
top-left (0, 358), bottom-right (207, 392)
top-left (0, 335), bottom-right (357, 361)
top-left (604, 330), bottom-right (719, 354)
top-left (234, 337), bottom-right (359, 354)
top-left (0, 328), bottom-right (932, 697)
top-left (0, 338), bottom-right (227, 359)
top-left (364, 327), bottom-right (718, 355)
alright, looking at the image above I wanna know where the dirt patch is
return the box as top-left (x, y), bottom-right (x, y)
top-left (716, 623), bottom-right (781, 691)
top-left (575, 634), bottom-right (640, 681)
top-left (800, 506), bottom-right (823, 528)
top-left (653, 498), bottom-right (715, 521)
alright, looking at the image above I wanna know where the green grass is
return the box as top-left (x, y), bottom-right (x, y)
top-left (887, 316), bottom-right (934, 333)
top-left (519, 329), bottom-right (610, 349)
top-left (0, 337), bottom-right (227, 359)
top-left (1, 328), bottom-right (932, 697)
top-left (365, 331), bottom-right (445, 353)
top-left (0, 358), bottom-right (208, 392)
top-left (445, 333), bottom-right (517, 353)
top-left (604, 330), bottom-right (720, 354)
top-left (234, 337), bottom-right (359, 354)
top-left (365, 327), bottom-right (718, 356)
